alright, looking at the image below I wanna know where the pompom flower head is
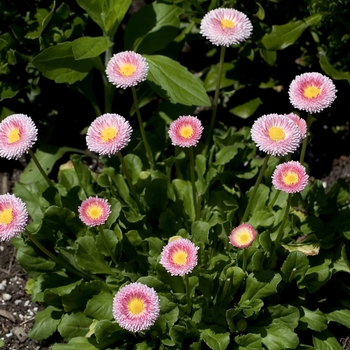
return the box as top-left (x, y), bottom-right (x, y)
top-left (160, 237), bottom-right (199, 276)
top-left (289, 72), bottom-right (337, 113)
top-left (168, 116), bottom-right (203, 148)
top-left (229, 223), bottom-right (257, 249)
top-left (86, 113), bottom-right (132, 157)
top-left (200, 8), bottom-right (253, 47)
top-left (285, 113), bottom-right (307, 140)
top-left (0, 114), bottom-right (38, 160)
top-left (0, 193), bottom-right (28, 242)
top-left (272, 161), bottom-right (308, 193)
top-left (78, 197), bottom-right (111, 227)
top-left (106, 51), bottom-right (149, 89)
top-left (113, 282), bottom-right (160, 332)
top-left (251, 113), bottom-right (301, 156)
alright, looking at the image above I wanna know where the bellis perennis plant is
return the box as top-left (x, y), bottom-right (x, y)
top-left (5, 3), bottom-right (349, 350)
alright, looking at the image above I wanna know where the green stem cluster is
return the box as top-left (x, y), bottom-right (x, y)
top-left (241, 155), bottom-right (271, 223)
top-left (131, 86), bottom-right (154, 169)
top-left (203, 46), bottom-right (227, 156)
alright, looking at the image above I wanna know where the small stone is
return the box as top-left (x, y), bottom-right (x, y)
top-left (14, 300), bottom-right (22, 305)
top-left (2, 293), bottom-right (11, 301)
top-left (24, 300), bottom-right (30, 307)
top-left (13, 326), bottom-right (28, 342)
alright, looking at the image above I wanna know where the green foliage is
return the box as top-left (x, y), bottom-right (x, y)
top-left (2, 0), bottom-right (350, 349)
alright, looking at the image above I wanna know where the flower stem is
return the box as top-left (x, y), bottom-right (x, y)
top-left (275, 193), bottom-right (292, 245)
top-left (131, 85), bottom-right (154, 168)
top-left (28, 149), bottom-right (54, 188)
top-left (241, 155), bottom-right (271, 223)
top-left (188, 148), bottom-right (199, 221)
top-left (219, 277), bottom-right (231, 302)
top-left (268, 190), bottom-right (280, 210)
top-left (24, 229), bottom-right (96, 281)
top-left (117, 152), bottom-right (142, 212)
top-left (299, 113), bottom-right (312, 164)
top-left (98, 226), bottom-right (118, 266)
top-left (242, 249), bottom-right (248, 272)
top-left (203, 46), bottom-right (227, 156)
top-left (184, 274), bottom-right (191, 315)
top-left (103, 43), bottom-right (115, 113)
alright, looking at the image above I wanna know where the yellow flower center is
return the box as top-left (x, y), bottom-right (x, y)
top-left (304, 85), bottom-right (320, 99)
top-left (237, 230), bottom-right (251, 245)
top-left (101, 127), bottom-right (117, 143)
top-left (0, 208), bottom-right (13, 225)
top-left (283, 171), bottom-right (298, 185)
top-left (120, 63), bottom-right (136, 77)
top-left (221, 19), bottom-right (235, 30)
top-left (87, 205), bottom-right (102, 219)
top-left (8, 128), bottom-right (21, 143)
top-left (128, 298), bottom-right (145, 315)
top-left (268, 126), bottom-right (285, 141)
top-left (179, 125), bottom-right (194, 139)
top-left (172, 250), bottom-right (187, 266)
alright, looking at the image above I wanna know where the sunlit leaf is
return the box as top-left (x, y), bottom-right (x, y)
top-left (261, 14), bottom-right (322, 50)
top-left (144, 54), bottom-right (211, 107)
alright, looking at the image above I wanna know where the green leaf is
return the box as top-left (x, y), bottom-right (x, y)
top-left (28, 306), bottom-right (63, 340)
top-left (75, 236), bottom-right (114, 274)
top-left (72, 36), bottom-right (113, 60)
top-left (261, 14), bottom-right (323, 50)
top-left (234, 333), bottom-right (262, 349)
top-left (203, 63), bottom-right (235, 91)
top-left (144, 55), bottom-right (211, 107)
top-left (325, 308), bottom-right (350, 328)
top-left (58, 313), bottom-right (93, 341)
top-left (268, 304), bottom-right (300, 330)
top-left (280, 251), bottom-right (309, 283)
top-left (239, 270), bottom-right (282, 303)
top-left (94, 320), bottom-right (122, 347)
top-left (229, 98), bottom-right (263, 119)
top-left (84, 292), bottom-right (113, 320)
top-left (124, 3), bottom-right (182, 54)
top-left (261, 324), bottom-right (299, 350)
top-left (215, 143), bottom-right (245, 165)
top-left (299, 306), bottom-right (327, 332)
top-left (32, 42), bottom-right (94, 84)
top-left (70, 154), bottom-right (93, 196)
top-left (20, 146), bottom-right (74, 183)
top-left (52, 336), bottom-right (99, 350)
top-left (76, 0), bottom-right (131, 37)
top-left (200, 327), bottom-right (230, 350)
top-left (191, 221), bottom-right (210, 245)
top-left (312, 330), bottom-right (343, 350)
top-left (123, 154), bottom-right (143, 184)
top-left (25, 1), bottom-right (55, 39)
top-left (319, 53), bottom-right (350, 83)
top-left (172, 179), bottom-right (195, 221)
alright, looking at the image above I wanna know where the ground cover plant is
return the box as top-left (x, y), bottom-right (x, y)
top-left (1, 0), bottom-right (350, 349)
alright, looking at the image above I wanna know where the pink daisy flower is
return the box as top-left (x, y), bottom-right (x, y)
top-left (78, 197), bottom-right (111, 227)
top-left (289, 72), bottom-right (337, 113)
top-left (86, 113), bottom-right (132, 157)
top-left (229, 223), bottom-right (257, 249)
top-left (113, 282), bottom-right (160, 332)
top-left (0, 114), bottom-right (38, 160)
top-left (251, 113), bottom-right (301, 156)
top-left (285, 113), bottom-right (307, 140)
top-left (160, 237), bottom-right (199, 276)
top-left (0, 193), bottom-right (28, 242)
top-left (200, 8), bottom-right (253, 47)
top-left (168, 116), bottom-right (203, 148)
top-left (106, 51), bottom-right (149, 89)
top-left (272, 161), bottom-right (309, 193)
